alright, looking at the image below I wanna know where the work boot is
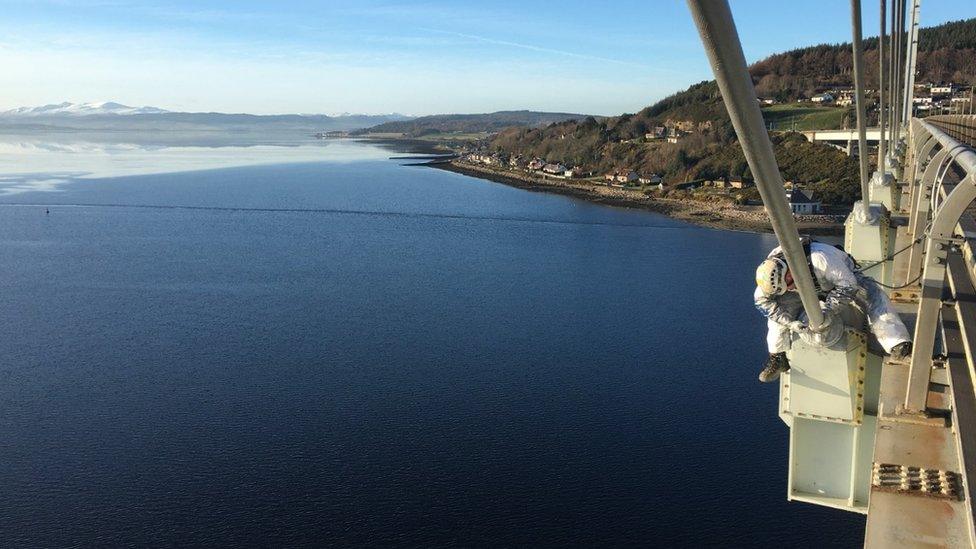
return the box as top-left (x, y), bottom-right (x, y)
top-left (891, 341), bottom-right (913, 359)
top-left (759, 352), bottom-right (790, 383)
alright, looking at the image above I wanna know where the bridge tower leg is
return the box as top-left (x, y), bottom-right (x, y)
top-left (847, 0), bottom-right (895, 284)
top-left (868, 170), bottom-right (898, 212)
top-left (845, 204), bottom-right (894, 286)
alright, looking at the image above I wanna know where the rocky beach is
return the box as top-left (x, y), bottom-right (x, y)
top-left (433, 160), bottom-right (846, 235)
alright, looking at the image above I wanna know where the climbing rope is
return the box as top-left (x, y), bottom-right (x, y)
top-left (854, 233), bottom-right (924, 274)
top-left (871, 272), bottom-right (923, 290)
top-left (854, 223), bottom-right (931, 276)
top-left (856, 220), bottom-right (933, 289)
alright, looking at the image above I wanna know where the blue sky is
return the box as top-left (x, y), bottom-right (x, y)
top-left (0, 0), bottom-right (973, 116)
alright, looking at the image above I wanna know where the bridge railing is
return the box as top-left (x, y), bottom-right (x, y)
top-left (927, 115), bottom-right (976, 148)
top-left (903, 114), bottom-right (976, 412)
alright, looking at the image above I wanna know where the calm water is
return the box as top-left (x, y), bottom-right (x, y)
top-left (0, 137), bottom-right (864, 546)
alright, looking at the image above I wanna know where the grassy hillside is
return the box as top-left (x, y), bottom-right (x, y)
top-left (762, 104), bottom-right (849, 132)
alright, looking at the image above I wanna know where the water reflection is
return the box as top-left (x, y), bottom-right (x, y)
top-left (0, 131), bottom-right (401, 194)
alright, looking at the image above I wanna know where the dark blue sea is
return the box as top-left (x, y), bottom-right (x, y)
top-left (0, 137), bottom-right (864, 546)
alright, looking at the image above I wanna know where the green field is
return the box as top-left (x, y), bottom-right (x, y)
top-left (761, 104), bottom-right (849, 132)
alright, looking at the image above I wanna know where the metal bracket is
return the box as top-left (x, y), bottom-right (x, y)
top-left (927, 234), bottom-right (966, 246)
top-left (892, 288), bottom-right (921, 304)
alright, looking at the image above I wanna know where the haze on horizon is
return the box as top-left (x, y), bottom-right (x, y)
top-left (1, 0), bottom-right (974, 117)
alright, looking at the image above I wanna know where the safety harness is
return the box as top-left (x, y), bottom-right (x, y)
top-left (770, 237), bottom-right (826, 299)
top-left (799, 238), bottom-right (826, 299)
top-left (777, 237), bottom-right (859, 301)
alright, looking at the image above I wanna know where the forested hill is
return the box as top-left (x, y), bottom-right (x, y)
top-left (355, 111), bottom-right (590, 137)
top-left (486, 17), bottom-right (976, 205)
top-left (753, 18), bottom-right (976, 100)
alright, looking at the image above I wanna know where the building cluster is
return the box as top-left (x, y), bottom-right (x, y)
top-left (314, 130), bottom-right (351, 139)
top-left (810, 90), bottom-right (856, 107)
top-left (699, 177), bottom-right (752, 190)
top-left (463, 152), bottom-right (587, 180)
top-left (644, 119), bottom-right (713, 144)
top-left (762, 82), bottom-right (974, 115)
top-left (466, 153), bottom-right (505, 166)
top-left (461, 151), bottom-right (670, 189)
top-left (675, 177), bottom-right (754, 196)
top-left (602, 170), bottom-right (662, 187)
top-left (911, 82), bottom-right (973, 114)
top-left (461, 151), bottom-right (824, 213)
top-left (675, 176), bottom-right (823, 214)
top-left (765, 91), bottom-right (849, 106)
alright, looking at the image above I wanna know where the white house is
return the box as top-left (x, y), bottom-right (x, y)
top-left (617, 170), bottom-right (639, 184)
top-left (645, 126), bottom-right (667, 140)
top-left (787, 189), bottom-right (822, 214)
top-left (811, 93), bottom-right (835, 104)
top-left (607, 169), bottom-right (638, 185)
top-left (729, 177), bottom-right (751, 189)
top-left (666, 129), bottom-right (686, 144)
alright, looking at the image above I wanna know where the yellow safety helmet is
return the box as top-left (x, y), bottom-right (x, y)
top-left (756, 257), bottom-right (789, 296)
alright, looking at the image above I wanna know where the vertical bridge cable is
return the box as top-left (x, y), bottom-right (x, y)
top-left (885, 0), bottom-right (898, 144)
top-left (878, 0), bottom-right (888, 169)
top-left (891, 0), bottom-right (903, 139)
top-left (685, 0), bottom-right (825, 331)
top-left (898, 0), bottom-right (908, 129)
top-left (899, 0), bottom-right (908, 136)
top-left (902, 0), bottom-right (921, 122)
top-left (851, 0), bottom-right (871, 216)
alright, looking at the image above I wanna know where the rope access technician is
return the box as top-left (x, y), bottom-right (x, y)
top-left (754, 239), bottom-right (912, 383)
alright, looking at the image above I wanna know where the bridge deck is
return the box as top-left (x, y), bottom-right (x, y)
top-left (863, 189), bottom-right (976, 548)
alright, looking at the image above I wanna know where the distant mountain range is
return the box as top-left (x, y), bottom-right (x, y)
top-left (0, 103), bottom-right (594, 136)
top-left (2, 101), bottom-right (171, 117)
top-left (0, 102), bottom-right (413, 132)
top-left (353, 111), bottom-right (594, 137)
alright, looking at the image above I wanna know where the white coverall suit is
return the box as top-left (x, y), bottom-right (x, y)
top-left (754, 242), bottom-right (911, 353)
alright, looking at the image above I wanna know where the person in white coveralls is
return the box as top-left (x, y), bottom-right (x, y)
top-left (753, 239), bottom-right (912, 382)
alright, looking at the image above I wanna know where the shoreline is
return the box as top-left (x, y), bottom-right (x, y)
top-left (430, 160), bottom-right (845, 236)
top-left (358, 136), bottom-right (453, 156)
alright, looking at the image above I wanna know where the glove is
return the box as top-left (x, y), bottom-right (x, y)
top-left (787, 320), bottom-right (809, 334)
top-left (809, 311), bottom-right (835, 334)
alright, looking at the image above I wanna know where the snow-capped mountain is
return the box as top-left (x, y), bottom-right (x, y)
top-left (1, 101), bottom-right (170, 116)
top-left (0, 102), bottom-right (414, 132)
